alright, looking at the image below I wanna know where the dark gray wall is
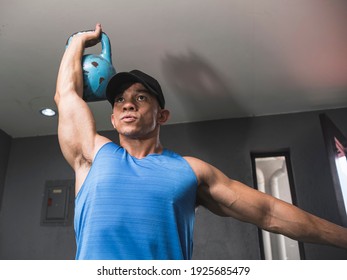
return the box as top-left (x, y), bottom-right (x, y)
top-left (0, 129), bottom-right (11, 211)
top-left (0, 136), bottom-right (76, 259)
top-left (0, 108), bottom-right (347, 259)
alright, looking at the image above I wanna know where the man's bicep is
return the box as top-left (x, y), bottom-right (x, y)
top-left (187, 156), bottom-right (272, 224)
top-left (186, 157), bottom-right (239, 216)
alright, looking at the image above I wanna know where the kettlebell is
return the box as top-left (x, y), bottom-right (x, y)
top-left (66, 31), bottom-right (116, 102)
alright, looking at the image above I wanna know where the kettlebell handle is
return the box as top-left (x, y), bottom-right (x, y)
top-left (65, 31), bottom-right (113, 64)
top-left (100, 32), bottom-right (113, 64)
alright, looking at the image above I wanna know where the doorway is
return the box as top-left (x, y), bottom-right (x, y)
top-left (251, 152), bottom-right (304, 259)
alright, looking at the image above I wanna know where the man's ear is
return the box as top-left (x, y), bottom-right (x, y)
top-left (110, 114), bottom-right (116, 129)
top-left (157, 109), bottom-right (170, 125)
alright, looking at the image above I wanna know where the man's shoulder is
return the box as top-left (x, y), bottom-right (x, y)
top-left (183, 156), bottom-right (205, 167)
top-left (93, 136), bottom-right (116, 154)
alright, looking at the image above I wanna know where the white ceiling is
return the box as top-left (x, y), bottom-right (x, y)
top-left (1, 0), bottom-right (347, 138)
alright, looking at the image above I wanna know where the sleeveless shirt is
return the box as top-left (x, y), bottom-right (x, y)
top-left (74, 142), bottom-right (198, 260)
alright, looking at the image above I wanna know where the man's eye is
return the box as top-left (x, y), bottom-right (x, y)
top-left (115, 97), bottom-right (124, 103)
top-left (137, 95), bottom-right (147, 101)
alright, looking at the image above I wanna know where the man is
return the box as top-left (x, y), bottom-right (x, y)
top-left (55, 24), bottom-right (347, 260)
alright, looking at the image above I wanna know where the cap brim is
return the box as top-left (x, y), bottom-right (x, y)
top-left (106, 72), bottom-right (158, 105)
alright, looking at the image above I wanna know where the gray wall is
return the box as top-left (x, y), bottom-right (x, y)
top-left (0, 108), bottom-right (347, 259)
top-left (0, 129), bottom-right (11, 211)
top-left (0, 136), bottom-right (76, 259)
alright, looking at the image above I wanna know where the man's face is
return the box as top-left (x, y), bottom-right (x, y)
top-left (110, 83), bottom-right (164, 139)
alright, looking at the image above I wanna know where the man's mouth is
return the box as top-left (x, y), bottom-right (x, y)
top-left (121, 115), bottom-right (137, 122)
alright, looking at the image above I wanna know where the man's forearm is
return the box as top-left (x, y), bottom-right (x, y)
top-left (56, 36), bottom-right (85, 100)
top-left (268, 201), bottom-right (347, 249)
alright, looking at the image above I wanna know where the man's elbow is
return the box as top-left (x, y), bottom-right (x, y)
top-left (54, 91), bottom-right (60, 105)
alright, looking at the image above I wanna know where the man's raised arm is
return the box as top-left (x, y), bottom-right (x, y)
top-left (54, 24), bottom-right (110, 191)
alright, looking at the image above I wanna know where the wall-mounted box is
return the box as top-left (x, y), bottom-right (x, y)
top-left (41, 180), bottom-right (74, 226)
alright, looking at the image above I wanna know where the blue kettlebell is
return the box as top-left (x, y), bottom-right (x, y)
top-left (66, 31), bottom-right (116, 102)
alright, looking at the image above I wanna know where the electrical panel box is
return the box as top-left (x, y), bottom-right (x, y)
top-left (41, 180), bottom-right (74, 226)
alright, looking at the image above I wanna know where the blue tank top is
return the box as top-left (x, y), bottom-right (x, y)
top-left (74, 142), bottom-right (198, 260)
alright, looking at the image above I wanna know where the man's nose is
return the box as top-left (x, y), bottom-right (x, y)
top-left (122, 100), bottom-right (136, 111)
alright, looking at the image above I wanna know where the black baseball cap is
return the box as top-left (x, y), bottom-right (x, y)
top-left (106, 70), bottom-right (165, 108)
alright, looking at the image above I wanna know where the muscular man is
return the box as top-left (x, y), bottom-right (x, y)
top-left (55, 24), bottom-right (347, 259)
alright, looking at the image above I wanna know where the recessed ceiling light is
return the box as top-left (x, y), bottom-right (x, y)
top-left (40, 108), bottom-right (56, 117)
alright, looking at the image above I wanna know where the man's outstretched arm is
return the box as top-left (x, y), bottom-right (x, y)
top-left (186, 156), bottom-right (347, 249)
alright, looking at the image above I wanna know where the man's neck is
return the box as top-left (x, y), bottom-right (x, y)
top-left (119, 136), bottom-right (163, 159)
